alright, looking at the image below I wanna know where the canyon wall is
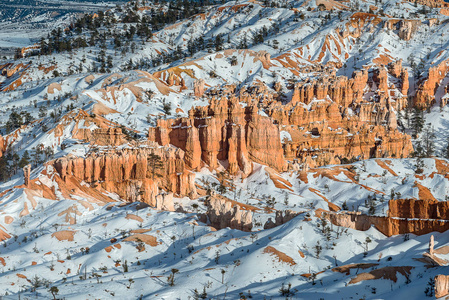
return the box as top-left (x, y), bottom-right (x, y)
top-left (149, 63), bottom-right (412, 171)
top-left (266, 64), bottom-right (412, 167)
top-left (52, 142), bottom-right (196, 206)
top-left (388, 199), bottom-right (449, 219)
top-left (148, 97), bottom-right (287, 175)
top-left (321, 210), bottom-right (449, 237)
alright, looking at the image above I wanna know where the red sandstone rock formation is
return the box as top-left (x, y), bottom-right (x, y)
top-left (92, 128), bottom-right (127, 146)
top-left (194, 79), bottom-right (205, 97)
top-left (406, 0), bottom-right (449, 8)
top-left (0, 135), bottom-right (4, 157)
top-left (387, 199), bottom-right (449, 219)
top-left (205, 197), bottom-right (253, 231)
top-left (320, 210), bottom-right (449, 236)
top-left (414, 58), bottom-right (449, 109)
top-left (155, 192), bottom-right (175, 212)
top-left (383, 19), bottom-right (421, 41)
top-left (149, 97), bottom-right (287, 174)
top-left (435, 275), bottom-right (449, 298)
top-left (52, 142), bottom-right (196, 206)
top-left (150, 63), bottom-right (412, 171)
top-left (398, 20), bottom-right (421, 41)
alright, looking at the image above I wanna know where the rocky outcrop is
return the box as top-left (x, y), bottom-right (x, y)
top-left (205, 197), bottom-right (253, 231)
top-left (0, 134), bottom-right (3, 157)
top-left (397, 20), bottom-right (420, 41)
top-left (155, 192), bottom-right (175, 212)
top-left (264, 210), bottom-right (301, 229)
top-left (149, 97), bottom-right (287, 175)
top-left (383, 19), bottom-right (421, 41)
top-left (387, 59), bottom-right (409, 95)
top-left (92, 128), bottom-right (127, 146)
top-left (262, 65), bottom-right (413, 166)
top-left (151, 66), bottom-right (412, 171)
top-left (290, 69), bottom-right (368, 106)
top-left (406, 0), bottom-right (449, 8)
top-left (435, 275), bottom-right (449, 298)
top-left (414, 58), bottom-right (449, 109)
top-left (194, 79), bottom-right (205, 97)
top-left (255, 50), bottom-right (271, 68)
top-left (387, 199), bottom-right (449, 219)
top-left (52, 142), bottom-right (196, 206)
top-left (321, 210), bottom-right (449, 236)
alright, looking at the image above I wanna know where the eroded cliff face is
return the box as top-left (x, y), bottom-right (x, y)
top-left (149, 63), bottom-right (412, 171)
top-left (387, 199), bottom-right (449, 219)
top-left (266, 64), bottom-right (412, 167)
top-left (320, 208), bottom-right (449, 237)
top-left (149, 97), bottom-right (287, 175)
top-left (91, 128), bottom-right (127, 146)
top-left (205, 197), bottom-right (253, 232)
top-left (414, 58), bottom-right (449, 109)
top-left (49, 109), bottom-right (130, 147)
top-left (0, 63), bottom-right (28, 91)
top-left (435, 275), bottom-right (449, 298)
top-left (52, 142), bottom-right (196, 206)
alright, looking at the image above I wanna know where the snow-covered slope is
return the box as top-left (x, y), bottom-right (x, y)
top-left (1, 0), bottom-right (449, 298)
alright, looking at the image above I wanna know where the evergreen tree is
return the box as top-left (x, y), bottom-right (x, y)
top-left (411, 107), bottom-right (424, 138)
top-left (415, 156), bottom-right (424, 174)
top-left (445, 139), bottom-right (449, 159)
top-left (0, 156), bottom-right (9, 182)
top-left (422, 125), bottom-right (436, 157)
top-left (147, 153), bottom-right (163, 180)
top-left (162, 100), bottom-right (172, 117)
top-left (19, 151), bottom-right (31, 169)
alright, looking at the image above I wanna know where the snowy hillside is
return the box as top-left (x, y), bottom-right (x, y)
top-left (1, 0), bottom-right (449, 298)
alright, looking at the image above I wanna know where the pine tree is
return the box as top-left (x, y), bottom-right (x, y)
top-left (415, 156), bottom-right (424, 174)
top-left (147, 153), bottom-right (163, 180)
top-left (411, 107), bottom-right (424, 138)
top-left (162, 100), bottom-right (172, 117)
top-left (0, 157), bottom-right (8, 181)
top-left (445, 139), bottom-right (449, 159)
top-left (422, 125), bottom-right (436, 157)
top-left (19, 151), bottom-right (31, 169)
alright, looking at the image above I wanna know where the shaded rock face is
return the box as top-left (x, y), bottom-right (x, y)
top-left (52, 142), bottom-right (196, 206)
top-left (435, 275), bottom-right (449, 298)
top-left (149, 97), bottom-right (287, 175)
top-left (205, 197), bottom-right (253, 232)
top-left (397, 20), bottom-right (421, 41)
top-left (264, 210), bottom-right (301, 229)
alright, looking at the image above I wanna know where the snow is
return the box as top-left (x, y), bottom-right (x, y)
top-left (1, 0), bottom-right (449, 298)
